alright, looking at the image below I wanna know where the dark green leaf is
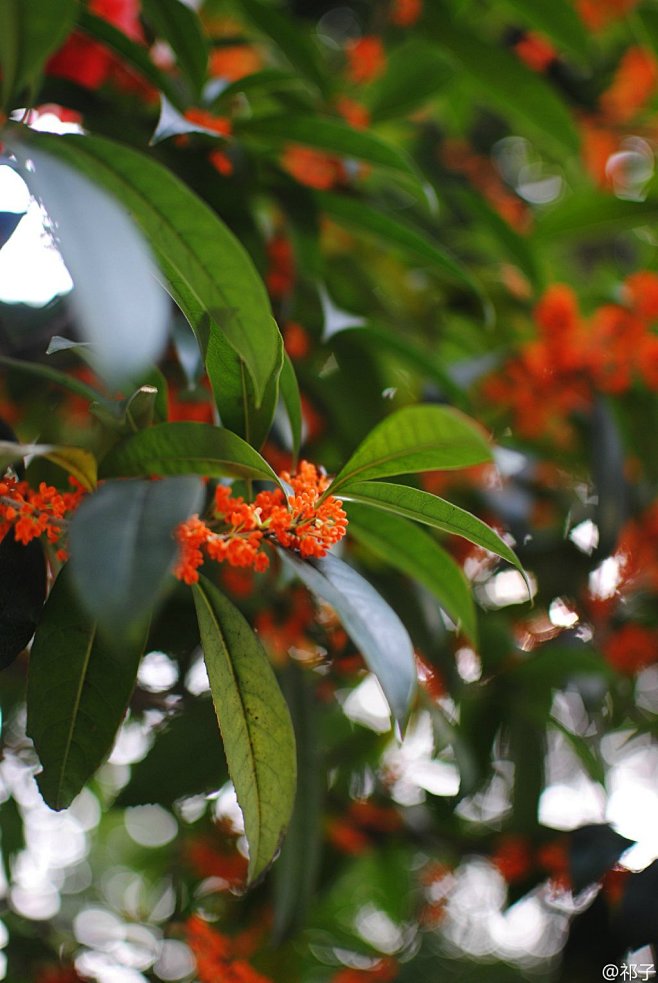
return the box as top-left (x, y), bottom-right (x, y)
top-left (236, 0), bottom-right (329, 96)
top-left (570, 825), bottom-right (635, 895)
top-left (340, 481), bottom-right (523, 574)
top-left (282, 551), bottom-right (416, 726)
top-left (273, 664), bottom-right (324, 940)
top-left (116, 698), bottom-right (228, 807)
top-left (16, 130), bottom-right (280, 405)
top-left (367, 40), bottom-right (453, 122)
top-left (27, 569), bottom-right (145, 810)
top-left (208, 329), bottom-right (284, 450)
top-left (498, 0), bottom-right (590, 62)
top-left (140, 0), bottom-right (208, 95)
top-left (238, 114), bottom-right (429, 202)
top-left (280, 352), bottom-right (302, 465)
top-left (193, 577), bottom-right (296, 882)
top-left (0, 354), bottom-right (104, 403)
top-left (427, 13), bottom-right (579, 157)
top-left (316, 190), bottom-right (487, 305)
top-left (68, 476), bottom-right (204, 641)
top-left (0, 0), bottom-right (76, 108)
top-left (100, 421), bottom-right (281, 484)
top-left (0, 532), bottom-right (46, 670)
top-left (347, 502), bottom-right (477, 645)
top-left (331, 404), bottom-right (492, 493)
top-left (212, 67), bottom-right (302, 105)
top-left (78, 9), bottom-right (186, 110)
top-left (536, 192), bottom-right (658, 239)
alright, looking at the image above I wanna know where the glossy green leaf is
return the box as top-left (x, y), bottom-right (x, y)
top-left (330, 404), bottom-right (492, 494)
top-left (316, 191), bottom-right (487, 304)
top-left (0, 532), bottom-right (46, 670)
top-left (280, 352), bottom-right (302, 465)
top-left (340, 481), bottom-right (523, 574)
top-left (9, 141), bottom-right (170, 387)
top-left (498, 0), bottom-right (589, 61)
top-left (347, 502), bottom-right (477, 645)
top-left (238, 115), bottom-right (429, 201)
top-left (140, 0), bottom-right (208, 95)
top-left (208, 329), bottom-right (284, 451)
top-left (282, 551), bottom-right (416, 726)
top-left (78, 9), bottom-right (185, 110)
top-left (367, 40), bottom-right (453, 122)
top-left (193, 577), bottom-right (296, 882)
top-left (17, 130), bottom-right (279, 406)
top-left (68, 476), bottom-right (204, 641)
top-left (27, 570), bottom-right (145, 810)
top-left (100, 421), bottom-right (280, 485)
top-left (428, 13), bottom-right (579, 157)
top-left (536, 192), bottom-right (658, 239)
top-left (273, 665), bottom-right (324, 940)
top-left (236, 0), bottom-right (328, 95)
top-left (116, 698), bottom-right (228, 807)
top-left (0, 0), bottom-right (76, 108)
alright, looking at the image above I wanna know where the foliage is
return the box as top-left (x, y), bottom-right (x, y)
top-left (0, 0), bottom-right (657, 981)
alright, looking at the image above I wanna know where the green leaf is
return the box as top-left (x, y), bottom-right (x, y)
top-left (273, 664), bottom-right (324, 940)
top-left (427, 13), bottom-right (579, 158)
top-left (116, 698), bottom-right (228, 807)
top-left (16, 130), bottom-right (279, 406)
top-left (282, 551), bottom-right (416, 727)
top-left (316, 191), bottom-right (488, 308)
top-left (77, 9), bottom-right (186, 110)
top-left (100, 421), bottom-right (281, 485)
top-left (236, 0), bottom-right (329, 96)
top-left (238, 114), bottom-right (430, 202)
top-left (0, 532), bottom-right (46, 670)
top-left (9, 141), bottom-right (170, 387)
top-left (0, 0), bottom-right (76, 108)
top-left (347, 502), bottom-right (477, 645)
top-left (0, 441), bottom-right (97, 490)
top-left (535, 192), bottom-right (658, 239)
top-left (140, 0), bottom-right (208, 95)
top-left (280, 352), bottom-right (302, 466)
top-left (330, 404), bottom-right (492, 494)
top-left (192, 577), bottom-right (296, 883)
top-left (498, 0), bottom-right (590, 62)
top-left (208, 329), bottom-right (284, 451)
top-left (340, 481), bottom-right (523, 574)
top-left (26, 569), bottom-right (146, 810)
top-left (0, 354), bottom-right (104, 403)
top-left (212, 67), bottom-right (302, 105)
top-left (367, 40), bottom-right (453, 122)
top-left (68, 476), bottom-right (204, 641)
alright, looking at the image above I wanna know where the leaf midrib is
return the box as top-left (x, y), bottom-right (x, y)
top-left (55, 623), bottom-right (96, 809)
top-left (333, 435), bottom-right (488, 491)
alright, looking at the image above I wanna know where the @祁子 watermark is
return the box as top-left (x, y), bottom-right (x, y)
top-left (602, 965), bottom-right (655, 980)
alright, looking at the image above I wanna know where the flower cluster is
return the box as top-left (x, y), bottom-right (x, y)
top-left (483, 274), bottom-right (658, 444)
top-left (0, 475), bottom-right (85, 560)
top-left (491, 834), bottom-right (571, 890)
top-left (174, 461), bottom-right (348, 584)
top-left (185, 916), bottom-right (271, 983)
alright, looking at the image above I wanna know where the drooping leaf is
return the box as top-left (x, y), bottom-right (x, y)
top-left (140, 0), bottom-right (208, 95)
top-left (207, 328), bottom-right (284, 450)
top-left (280, 352), bottom-right (302, 465)
top-left (282, 551), bottom-right (416, 726)
top-left (498, 0), bottom-right (590, 62)
top-left (99, 421), bottom-right (281, 485)
top-left (346, 502), bottom-right (478, 645)
top-left (68, 476), bottom-right (204, 641)
top-left (116, 698), bottom-right (228, 807)
top-left (427, 12), bottom-right (579, 158)
top-left (27, 569), bottom-right (145, 810)
top-left (14, 130), bottom-right (280, 405)
top-left (330, 404), bottom-right (492, 494)
top-left (236, 0), bottom-right (329, 96)
top-left (10, 142), bottom-right (170, 386)
top-left (0, 531), bottom-right (46, 670)
top-left (339, 481), bottom-right (523, 574)
top-left (315, 190), bottom-right (487, 305)
top-left (238, 114), bottom-right (429, 202)
top-left (273, 664), bottom-right (324, 940)
top-left (192, 577), bottom-right (296, 883)
top-left (0, 0), bottom-right (76, 108)
top-left (367, 40), bottom-right (454, 122)
top-left (0, 354), bottom-right (104, 403)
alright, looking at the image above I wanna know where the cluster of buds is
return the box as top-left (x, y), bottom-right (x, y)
top-left (174, 461), bottom-right (348, 584)
top-left (0, 475), bottom-right (85, 561)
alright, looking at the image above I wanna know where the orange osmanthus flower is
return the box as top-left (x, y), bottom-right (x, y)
top-left (603, 623), bottom-right (658, 674)
top-left (282, 145), bottom-right (345, 190)
top-left (345, 36), bottom-right (386, 84)
top-left (0, 475), bottom-right (86, 561)
top-left (600, 47), bottom-right (658, 123)
top-left (174, 462), bottom-right (348, 584)
top-left (185, 915), bottom-right (272, 983)
top-left (389, 0), bottom-right (423, 27)
top-left (47, 0), bottom-right (142, 89)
